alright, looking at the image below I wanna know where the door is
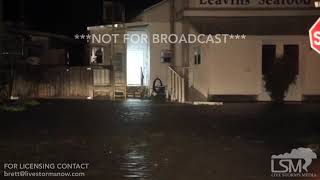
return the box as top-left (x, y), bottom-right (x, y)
top-left (126, 30), bottom-right (149, 87)
top-left (127, 50), bottom-right (144, 86)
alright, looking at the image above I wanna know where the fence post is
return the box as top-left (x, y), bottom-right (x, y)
top-left (167, 67), bottom-right (186, 103)
top-left (178, 76), bottom-right (181, 102)
top-left (181, 78), bottom-right (185, 103)
top-left (166, 68), bottom-right (169, 99)
top-left (171, 72), bottom-right (174, 101)
top-left (176, 74), bottom-right (179, 101)
top-left (173, 74), bottom-right (176, 101)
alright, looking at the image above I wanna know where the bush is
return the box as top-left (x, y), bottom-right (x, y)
top-left (0, 99), bottom-right (40, 112)
top-left (0, 85), bottom-right (9, 104)
top-left (263, 56), bottom-right (297, 103)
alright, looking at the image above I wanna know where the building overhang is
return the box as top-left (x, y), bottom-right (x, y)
top-left (87, 22), bottom-right (149, 31)
top-left (183, 8), bottom-right (320, 17)
top-left (186, 15), bottom-right (319, 35)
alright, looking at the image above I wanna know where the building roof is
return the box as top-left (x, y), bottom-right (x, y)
top-left (130, 0), bottom-right (169, 22)
top-left (9, 29), bottom-right (73, 41)
top-left (87, 0), bottom-right (169, 29)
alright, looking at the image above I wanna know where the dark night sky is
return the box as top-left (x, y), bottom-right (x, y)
top-left (3, 0), bottom-right (161, 36)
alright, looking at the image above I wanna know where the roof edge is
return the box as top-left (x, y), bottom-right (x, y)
top-left (130, 0), bottom-right (169, 22)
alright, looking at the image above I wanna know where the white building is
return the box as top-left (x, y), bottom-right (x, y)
top-left (88, 0), bottom-right (320, 102)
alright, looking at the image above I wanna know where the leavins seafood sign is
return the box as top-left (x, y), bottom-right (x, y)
top-left (199, 0), bottom-right (312, 6)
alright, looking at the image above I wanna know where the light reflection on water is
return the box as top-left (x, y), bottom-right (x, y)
top-left (118, 100), bottom-right (152, 122)
top-left (0, 100), bottom-right (303, 179)
top-left (120, 143), bottom-right (152, 179)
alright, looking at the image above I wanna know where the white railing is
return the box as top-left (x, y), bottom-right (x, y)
top-left (167, 66), bottom-right (185, 103)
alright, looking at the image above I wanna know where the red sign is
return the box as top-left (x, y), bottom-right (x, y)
top-left (309, 18), bottom-right (320, 54)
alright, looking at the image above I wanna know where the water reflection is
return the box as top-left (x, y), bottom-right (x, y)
top-left (120, 142), bottom-right (152, 179)
top-left (118, 100), bottom-right (152, 122)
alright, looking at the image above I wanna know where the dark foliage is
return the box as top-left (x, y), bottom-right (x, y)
top-left (263, 56), bottom-right (297, 103)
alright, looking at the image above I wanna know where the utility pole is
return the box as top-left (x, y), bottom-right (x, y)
top-left (170, 0), bottom-right (175, 66)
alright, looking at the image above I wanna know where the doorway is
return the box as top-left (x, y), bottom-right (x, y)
top-left (126, 30), bottom-right (150, 87)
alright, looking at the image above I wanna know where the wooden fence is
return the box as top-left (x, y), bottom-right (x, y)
top-left (13, 66), bottom-right (93, 98)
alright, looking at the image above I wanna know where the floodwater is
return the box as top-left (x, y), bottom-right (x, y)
top-left (0, 99), bottom-right (319, 179)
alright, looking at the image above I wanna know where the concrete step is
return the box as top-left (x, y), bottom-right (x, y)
top-left (127, 86), bottom-right (147, 98)
top-left (187, 86), bottom-right (207, 102)
top-left (114, 90), bottom-right (126, 99)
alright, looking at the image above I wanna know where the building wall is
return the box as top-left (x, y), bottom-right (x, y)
top-left (211, 38), bottom-right (261, 95)
top-left (88, 28), bottom-right (113, 65)
top-left (138, 1), bottom-right (171, 91)
top-left (174, 0), bottom-right (185, 13)
top-left (89, 0), bottom-right (171, 92)
top-left (191, 35), bottom-right (320, 100)
top-left (147, 23), bottom-right (171, 90)
top-left (88, 0), bottom-right (320, 101)
top-left (302, 41), bottom-right (320, 95)
top-left (140, 1), bottom-right (170, 23)
top-left (191, 37), bottom-right (261, 97)
top-left (174, 21), bottom-right (184, 67)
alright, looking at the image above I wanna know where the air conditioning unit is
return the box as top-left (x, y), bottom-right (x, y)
top-left (160, 49), bottom-right (172, 63)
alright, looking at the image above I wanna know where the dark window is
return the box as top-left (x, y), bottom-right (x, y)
top-left (197, 54), bottom-right (201, 64)
top-left (95, 49), bottom-right (103, 64)
top-left (262, 45), bottom-right (276, 75)
top-left (284, 45), bottom-right (299, 75)
top-left (194, 48), bottom-right (201, 65)
top-left (91, 47), bottom-right (104, 64)
top-left (194, 54), bottom-right (201, 65)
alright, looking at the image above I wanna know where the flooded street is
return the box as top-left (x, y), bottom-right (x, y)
top-left (0, 100), bottom-right (319, 179)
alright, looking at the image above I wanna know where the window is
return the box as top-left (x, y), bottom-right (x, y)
top-left (194, 48), bottom-right (201, 65)
top-left (284, 45), bottom-right (299, 75)
top-left (262, 45), bottom-right (276, 75)
top-left (91, 47), bottom-right (104, 64)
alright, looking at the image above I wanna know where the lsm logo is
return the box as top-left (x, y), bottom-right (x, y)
top-left (271, 148), bottom-right (317, 178)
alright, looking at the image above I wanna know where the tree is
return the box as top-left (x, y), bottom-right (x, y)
top-left (0, 36), bottom-right (24, 101)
